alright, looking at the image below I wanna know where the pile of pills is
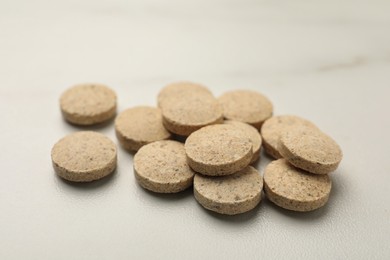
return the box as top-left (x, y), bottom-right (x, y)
top-left (51, 82), bottom-right (343, 215)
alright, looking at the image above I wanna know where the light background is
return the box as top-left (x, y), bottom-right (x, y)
top-left (1, 0), bottom-right (389, 259)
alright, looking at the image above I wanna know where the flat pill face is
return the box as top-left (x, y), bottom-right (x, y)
top-left (133, 140), bottom-right (195, 193)
top-left (185, 124), bottom-right (253, 176)
top-left (224, 120), bottom-right (262, 163)
top-left (115, 106), bottom-right (171, 152)
top-left (218, 90), bottom-right (273, 130)
top-left (159, 82), bottom-right (223, 136)
top-left (261, 115), bottom-right (317, 159)
top-left (157, 82), bottom-right (212, 109)
top-left (264, 159), bottom-right (331, 212)
top-left (51, 131), bottom-right (117, 182)
top-left (60, 83), bottom-right (117, 125)
top-left (280, 126), bottom-right (343, 174)
top-left (194, 166), bottom-right (263, 215)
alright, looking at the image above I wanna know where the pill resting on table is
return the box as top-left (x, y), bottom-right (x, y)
top-left (51, 131), bottom-right (117, 182)
top-left (60, 83), bottom-right (117, 125)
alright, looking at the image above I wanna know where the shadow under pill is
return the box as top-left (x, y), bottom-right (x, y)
top-left (264, 169), bottom-right (347, 222)
top-left (197, 193), bottom-right (265, 223)
top-left (137, 184), bottom-right (194, 202)
top-left (61, 116), bottom-right (116, 131)
top-left (56, 168), bottom-right (117, 190)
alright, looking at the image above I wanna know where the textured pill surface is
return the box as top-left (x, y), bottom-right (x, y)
top-left (134, 140), bottom-right (195, 193)
top-left (51, 131), bottom-right (117, 182)
top-left (194, 166), bottom-right (263, 215)
top-left (60, 83), bottom-right (117, 125)
top-left (115, 106), bottom-right (171, 152)
top-left (218, 90), bottom-right (273, 130)
top-left (225, 120), bottom-right (262, 164)
top-left (160, 82), bottom-right (223, 136)
top-left (185, 124), bottom-right (253, 176)
top-left (261, 115), bottom-right (318, 159)
top-left (157, 81), bottom-right (212, 109)
top-left (264, 159), bottom-right (332, 212)
top-left (279, 126), bottom-right (343, 174)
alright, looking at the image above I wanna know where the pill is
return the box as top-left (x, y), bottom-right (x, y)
top-left (261, 115), bottom-right (318, 159)
top-left (218, 90), bottom-right (273, 130)
top-left (159, 82), bottom-right (223, 136)
top-left (185, 124), bottom-right (253, 176)
top-left (115, 106), bottom-right (171, 152)
top-left (225, 120), bottom-right (262, 164)
top-left (60, 83), bottom-right (117, 125)
top-left (264, 159), bottom-right (331, 212)
top-left (194, 166), bottom-right (263, 215)
top-left (51, 131), bottom-right (117, 182)
top-left (279, 126), bottom-right (343, 174)
top-left (133, 140), bottom-right (195, 193)
top-left (157, 81), bottom-right (212, 109)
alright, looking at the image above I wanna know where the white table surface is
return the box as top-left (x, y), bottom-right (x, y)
top-left (1, 0), bottom-right (390, 259)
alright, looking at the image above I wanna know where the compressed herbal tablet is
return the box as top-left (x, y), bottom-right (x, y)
top-left (225, 120), bottom-right (262, 164)
top-left (218, 90), bottom-right (273, 130)
top-left (185, 124), bottom-right (253, 176)
top-left (159, 82), bottom-right (223, 136)
top-left (261, 115), bottom-right (318, 159)
top-left (60, 83), bottom-right (116, 125)
top-left (279, 126), bottom-right (343, 174)
top-left (115, 106), bottom-right (171, 152)
top-left (51, 131), bottom-right (117, 182)
top-left (194, 166), bottom-right (263, 215)
top-left (134, 140), bottom-right (195, 193)
top-left (264, 159), bottom-right (332, 212)
top-left (157, 82), bottom-right (212, 109)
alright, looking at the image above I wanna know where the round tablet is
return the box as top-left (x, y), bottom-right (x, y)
top-left (160, 83), bottom-right (223, 136)
top-left (115, 106), bottom-right (171, 152)
top-left (194, 166), bottom-right (263, 215)
top-left (279, 126), bottom-right (343, 174)
top-left (133, 140), bottom-right (195, 193)
top-left (157, 81), bottom-right (212, 109)
top-left (218, 90), bottom-right (273, 130)
top-left (60, 83), bottom-right (117, 125)
top-left (185, 124), bottom-right (253, 176)
top-left (261, 115), bottom-right (318, 159)
top-left (51, 131), bottom-right (117, 182)
top-left (264, 159), bottom-right (332, 212)
top-left (225, 120), bottom-right (262, 164)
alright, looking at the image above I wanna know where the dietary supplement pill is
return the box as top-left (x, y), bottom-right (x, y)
top-left (60, 83), bottom-right (117, 125)
top-left (51, 131), bottom-right (117, 182)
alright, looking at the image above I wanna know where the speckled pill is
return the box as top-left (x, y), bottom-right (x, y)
top-left (279, 126), bottom-right (343, 174)
top-left (264, 159), bottom-right (332, 212)
top-left (134, 140), bottom-right (195, 193)
top-left (51, 131), bottom-right (117, 182)
top-left (185, 124), bottom-right (253, 176)
top-left (60, 83), bottom-right (117, 125)
top-left (115, 106), bottom-right (171, 152)
top-left (194, 166), bottom-right (263, 215)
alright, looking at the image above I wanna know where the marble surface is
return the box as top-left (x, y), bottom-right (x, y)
top-left (1, 0), bottom-right (389, 259)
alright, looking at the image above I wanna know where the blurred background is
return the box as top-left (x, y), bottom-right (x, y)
top-left (0, 1), bottom-right (389, 259)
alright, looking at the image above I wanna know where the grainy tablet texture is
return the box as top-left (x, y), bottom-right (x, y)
top-left (157, 81), bottom-right (212, 109)
top-left (115, 106), bottom-right (171, 152)
top-left (264, 159), bottom-right (332, 212)
top-left (60, 83), bottom-right (117, 125)
top-left (160, 82), bottom-right (223, 136)
top-left (225, 120), bottom-right (262, 163)
top-left (194, 166), bottom-right (263, 215)
top-left (279, 126), bottom-right (343, 174)
top-left (134, 140), bottom-right (195, 193)
top-left (185, 124), bottom-right (253, 176)
top-left (261, 115), bottom-right (318, 159)
top-left (218, 90), bottom-right (273, 130)
top-left (51, 131), bottom-right (117, 182)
